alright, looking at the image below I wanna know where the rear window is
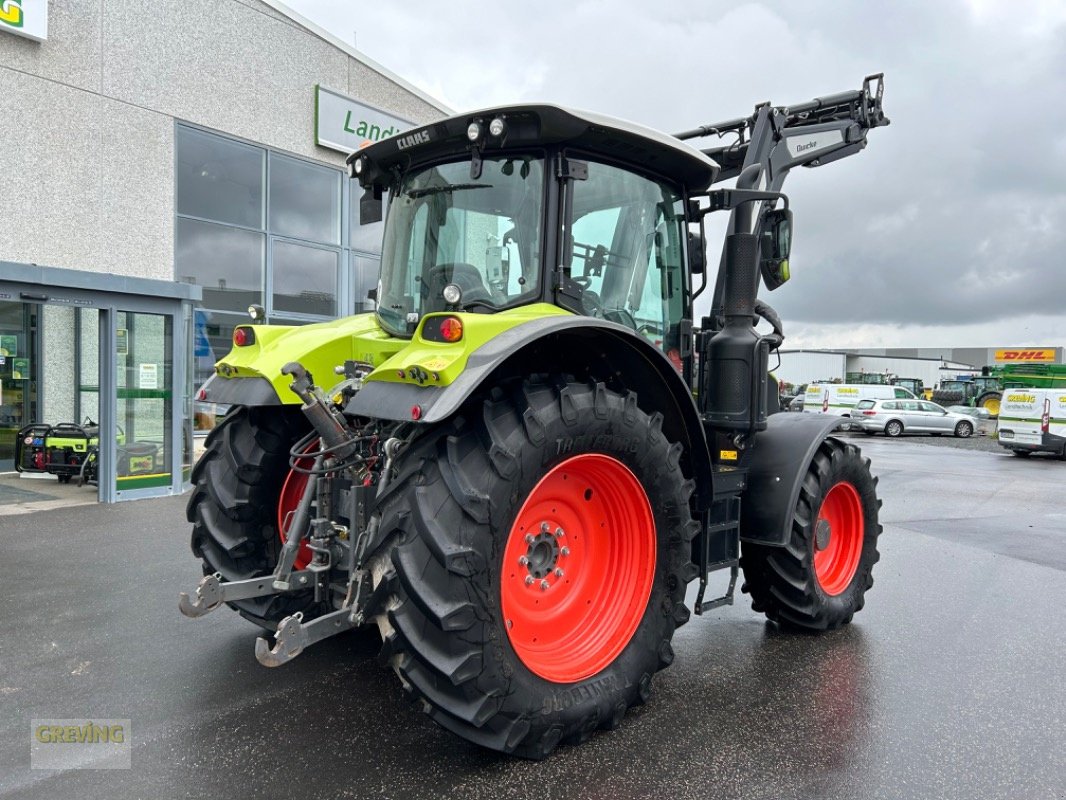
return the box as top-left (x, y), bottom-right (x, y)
top-left (856, 400), bottom-right (876, 409)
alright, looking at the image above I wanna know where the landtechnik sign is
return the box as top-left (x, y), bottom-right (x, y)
top-left (0, 0), bottom-right (48, 42)
top-left (315, 85), bottom-right (412, 155)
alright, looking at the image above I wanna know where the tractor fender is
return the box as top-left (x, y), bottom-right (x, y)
top-left (739, 412), bottom-right (851, 546)
top-left (346, 315), bottom-right (715, 508)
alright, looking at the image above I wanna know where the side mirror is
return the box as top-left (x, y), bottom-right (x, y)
top-left (687, 229), bottom-right (706, 274)
top-left (359, 186), bottom-right (383, 225)
top-left (759, 209), bottom-right (793, 291)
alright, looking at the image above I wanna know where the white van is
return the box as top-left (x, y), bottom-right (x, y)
top-left (803, 383), bottom-right (916, 418)
top-left (997, 388), bottom-right (1066, 458)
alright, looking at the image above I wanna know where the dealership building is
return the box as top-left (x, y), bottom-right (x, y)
top-left (0, 0), bottom-right (447, 499)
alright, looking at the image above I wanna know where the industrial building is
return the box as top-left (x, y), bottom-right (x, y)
top-left (776, 346), bottom-right (1065, 390)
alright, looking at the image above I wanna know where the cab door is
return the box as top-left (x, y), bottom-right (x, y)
top-left (564, 159), bottom-right (689, 371)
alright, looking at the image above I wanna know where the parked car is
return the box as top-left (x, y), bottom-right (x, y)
top-left (853, 398), bottom-right (976, 438)
top-left (945, 405), bottom-right (991, 421)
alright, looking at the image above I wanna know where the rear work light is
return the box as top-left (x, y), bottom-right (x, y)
top-left (233, 326), bottom-right (255, 347)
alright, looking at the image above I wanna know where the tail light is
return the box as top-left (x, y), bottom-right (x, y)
top-left (421, 315), bottom-right (463, 343)
top-left (862, 410), bottom-right (876, 416)
top-left (233, 326), bottom-right (255, 347)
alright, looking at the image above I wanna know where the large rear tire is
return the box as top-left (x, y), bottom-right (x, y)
top-left (740, 438), bottom-right (881, 631)
top-left (370, 380), bottom-right (695, 758)
top-left (185, 405), bottom-right (318, 630)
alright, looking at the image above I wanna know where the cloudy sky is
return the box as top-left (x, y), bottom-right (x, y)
top-left (288, 0), bottom-right (1066, 349)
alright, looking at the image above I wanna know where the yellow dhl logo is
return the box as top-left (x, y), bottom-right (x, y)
top-left (1006, 393), bottom-right (1036, 404)
top-left (0, 1), bottom-right (24, 27)
top-left (994, 348), bottom-right (1056, 362)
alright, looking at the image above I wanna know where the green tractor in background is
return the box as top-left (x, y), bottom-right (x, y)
top-left (932, 376), bottom-right (1003, 417)
top-left (179, 77), bottom-right (890, 757)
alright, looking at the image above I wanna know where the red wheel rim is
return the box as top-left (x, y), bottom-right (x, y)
top-left (500, 454), bottom-right (656, 683)
top-left (277, 441), bottom-right (318, 571)
top-left (813, 481), bottom-right (865, 596)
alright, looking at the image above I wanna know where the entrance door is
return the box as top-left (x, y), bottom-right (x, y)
top-left (0, 301), bottom-right (40, 471)
top-left (114, 311), bottom-right (173, 497)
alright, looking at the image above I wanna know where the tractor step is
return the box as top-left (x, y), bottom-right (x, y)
top-left (178, 570), bottom-right (315, 618)
top-left (693, 465), bottom-right (743, 616)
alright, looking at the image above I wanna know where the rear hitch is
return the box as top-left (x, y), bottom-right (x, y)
top-left (254, 609), bottom-right (357, 667)
top-left (178, 570), bottom-right (315, 618)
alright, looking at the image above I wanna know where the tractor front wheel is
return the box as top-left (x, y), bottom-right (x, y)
top-left (740, 438), bottom-right (881, 630)
top-left (370, 380), bottom-right (695, 758)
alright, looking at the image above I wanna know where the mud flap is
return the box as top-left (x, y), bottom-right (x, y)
top-left (739, 414), bottom-right (851, 546)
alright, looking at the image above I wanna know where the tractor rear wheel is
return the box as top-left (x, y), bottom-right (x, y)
top-left (740, 438), bottom-right (881, 631)
top-left (370, 379), bottom-right (695, 758)
top-left (186, 405), bottom-right (318, 630)
top-left (978, 392), bottom-right (1002, 418)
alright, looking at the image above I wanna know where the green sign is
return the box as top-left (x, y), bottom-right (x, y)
top-left (0, 335), bottom-right (16, 356)
top-left (314, 85), bottom-right (412, 155)
top-left (12, 357), bottom-right (29, 379)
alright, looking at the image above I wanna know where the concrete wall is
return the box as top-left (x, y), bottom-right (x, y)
top-left (0, 0), bottom-right (444, 282)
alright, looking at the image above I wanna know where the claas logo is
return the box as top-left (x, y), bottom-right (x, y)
top-left (1007, 393), bottom-right (1036, 404)
top-left (0, 1), bottom-right (24, 27)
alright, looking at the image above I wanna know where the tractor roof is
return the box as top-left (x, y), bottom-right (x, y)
top-left (350, 104), bottom-right (720, 193)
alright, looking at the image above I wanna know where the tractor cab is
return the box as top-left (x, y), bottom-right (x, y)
top-left (351, 105), bottom-right (720, 365)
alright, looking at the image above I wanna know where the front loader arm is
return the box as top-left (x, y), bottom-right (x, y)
top-left (678, 74), bottom-right (889, 187)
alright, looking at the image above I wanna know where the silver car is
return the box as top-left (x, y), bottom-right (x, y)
top-left (854, 398), bottom-right (976, 438)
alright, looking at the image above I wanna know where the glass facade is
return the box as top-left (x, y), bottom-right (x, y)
top-left (175, 124), bottom-right (386, 425)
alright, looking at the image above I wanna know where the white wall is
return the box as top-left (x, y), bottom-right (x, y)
top-left (774, 351), bottom-right (846, 388)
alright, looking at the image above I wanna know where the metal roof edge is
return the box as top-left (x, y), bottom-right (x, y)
top-left (0, 261), bottom-right (203, 303)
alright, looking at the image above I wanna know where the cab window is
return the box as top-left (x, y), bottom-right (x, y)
top-left (567, 162), bottom-right (687, 356)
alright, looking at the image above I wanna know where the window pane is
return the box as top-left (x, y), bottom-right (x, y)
top-left (352, 253), bottom-right (380, 313)
top-left (269, 154), bottom-right (341, 244)
top-left (176, 218), bottom-right (263, 312)
top-left (350, 181), bottom-right (386, 253)
top-left (272, 241), bottom-right (338, 317)
top-left (176, 126), bottom-right (263, 228)
top-left (569, 162), bottom-right (686, 353)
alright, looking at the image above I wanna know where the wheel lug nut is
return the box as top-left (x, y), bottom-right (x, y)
top-left (555, 527), bottom-right (564, 538)
top-left (540, 580), bottom-right (550, 591)
top-left (554, 568), bottom-right (564, 578)
top-left (518, 556), bottom-right (529, 566)
top-left (540, 522), bottom-right (550, 533)
top-left (525, 534), bottom-right (535, 545)
top-left (525, 576), bottom-right (534, 586)
top-left (560, 546), bottom-right (570, 557)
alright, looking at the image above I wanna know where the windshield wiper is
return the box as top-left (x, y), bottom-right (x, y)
top-left (406, 183), bottom-right (492, 199)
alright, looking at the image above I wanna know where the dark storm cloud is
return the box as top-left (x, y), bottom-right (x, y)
top-left (290, 0), bottom-right (1066, 333)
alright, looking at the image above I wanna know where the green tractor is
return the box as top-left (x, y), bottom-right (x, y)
top-left (932, 376), bottom-right (1003, 417)
top-left (180, 76), bottom-right (890, 757)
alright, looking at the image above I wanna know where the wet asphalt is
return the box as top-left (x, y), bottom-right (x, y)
top-left (0, 439), bottom-right (1063, 800)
